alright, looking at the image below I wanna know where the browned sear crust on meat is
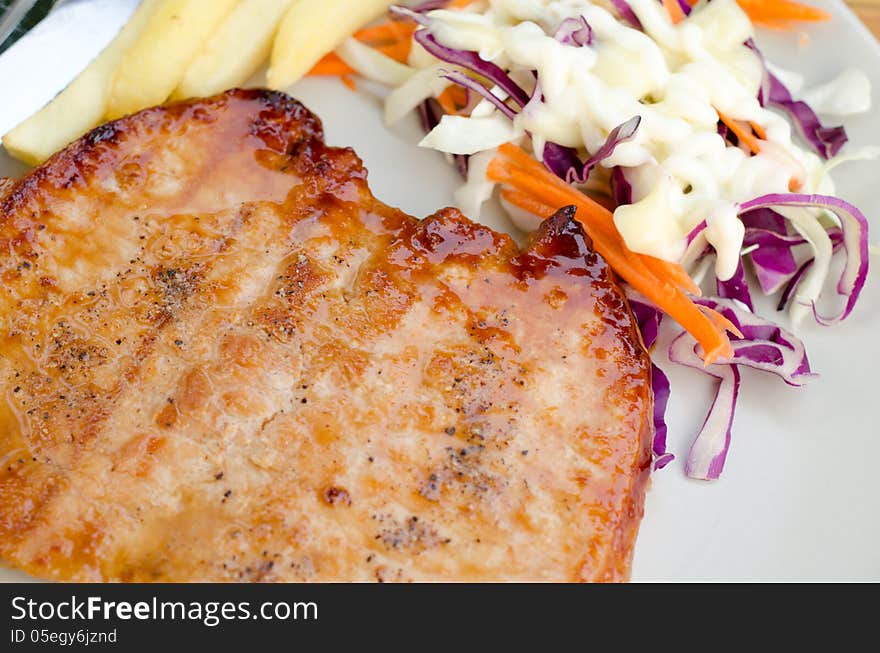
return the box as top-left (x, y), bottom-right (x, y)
top-left (0, 89), bottom-right (652, 582)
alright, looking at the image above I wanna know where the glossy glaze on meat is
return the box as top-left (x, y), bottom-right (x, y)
top-left (0, 89), bottom-right (652, 582)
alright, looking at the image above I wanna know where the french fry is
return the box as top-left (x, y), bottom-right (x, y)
top-left (268, 0), bottom-right (394, 90)
top-left (106, 0), bottom-right (238, 120)
top-left (175, 0), bottom-right (296, 100)
top-left (2, 0), bottom-right (162, 166)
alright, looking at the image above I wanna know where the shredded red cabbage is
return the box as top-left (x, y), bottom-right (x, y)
top-left (610, 167), bottom-right (634, 207)
top-left (413, 30), bottom-right (531, 107)
top-left (765, 73), bottom-right (848, 160)
top-left (670, 297), bottom-right (815, 479)
top-left (747, 39), bottom-right (848, 159)
top-left (629, 298), bottom-right (674, 470)
top-left (542, 116), bottom-right (641, 184)
top-left (439, 70), bottom-right (516, 118)
top-left (741, 209), bottom-right (802, 295)
top-left (675, 0), bottom-right (693, 16)
top-left (610, 0), bottom-right (643, 29)
top-left (716, 260), bottom-right (753, 310)
top-left (554, 15), bottom-right (592, 46)
top-left (738, 194), bottom-right (869, 324)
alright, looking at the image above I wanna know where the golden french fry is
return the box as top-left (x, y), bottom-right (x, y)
top-left (267, 0), bottom-right (394, 90)
top-left (175, 0), bottom-right (297, 99)
top-left (2, 0), bottom-right (163, 166)
top-left (106, 0), bottom-right (238, 120)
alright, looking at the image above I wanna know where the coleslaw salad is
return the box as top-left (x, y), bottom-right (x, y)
top-left (307, 0), bottom-right (875, 480)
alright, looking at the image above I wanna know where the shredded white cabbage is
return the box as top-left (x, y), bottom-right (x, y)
top-left (337, 38), bottom-right (416, 86)
top-left (419, 113), bottom-right (523, 154)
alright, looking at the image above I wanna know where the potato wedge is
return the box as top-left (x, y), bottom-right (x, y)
top-left (268, 0), bottom-right (394, 90)
top-left (175, 0), bottom-right (296, 99)
top-left (2, 0), bottom-right (162, 166)
top-left (106, 0), bottom-right (238, 120)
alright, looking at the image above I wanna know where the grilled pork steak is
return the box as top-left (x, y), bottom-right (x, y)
top-left (0, 89), bottom-right (652, 582)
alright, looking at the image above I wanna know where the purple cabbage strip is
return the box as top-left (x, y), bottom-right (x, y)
top-left (440, 70), bottom-right (516, 119)
top-left (741, 210), bottom-right (802, 295)
top-left (542, 116), bottom-right (641, 185)
top-left (611, 167), bottom-right (633, 207)
top-left (414, 30), bottom-right (531, 107)
top-left (630, 299), bottom-right (662, 349)
top-left (610, 0), bottom-right (643, 29)
top-left (716, 259), bottom-right (753, 310)
top-left (651, 366), bottom-right (674, 470)
top-left (687, 220), bottom-right (707, 246)
top-left (658, 0), bottom-right (692, 16)
top-left (738, 194), bottom-right (870, 325)
top-left (670, 297), bottom-right (816, 480)
top-left (766, 73), bottom-right (847, 160)
top-left (777, 258), bottom-right (813, 311)
top-left (555, 15), bottom-right (592, 46)
top-left (695, 297), bottom-right (815, 386)
top-left (747, 39), bottom-right (848, 160)
top-left (672, 345), bottom-right (740, 482)
top-left (629, 298), bottom-right (674, 470)
top-left (410, 0), bottom-right (451, 11)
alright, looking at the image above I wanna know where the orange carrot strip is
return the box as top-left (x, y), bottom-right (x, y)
top-left (488, 144), bottom-right (734, 363)
top-left (376, 40), bottom-right (412, 63)
top-left (736, 0), bottom-right (830, 27)
top-left (718, 111), bottom-right (763, 155)
top-left (340, 75), bottom-right (357, 92)
top-left (308, 39), bottom-right (412, 80)
top-left (308, 54), bottom-right (356, 77)
top-left (641, 255), bottom-right (703, 297)
top-left (307, 16), bottom-right (415, 80)
top-left (355, 20), bottom-right (415, 45)
top-left (698, 305), bottom-right (744, 339)
top-left (500, 188), bottom-right (558, 218)
top-left (503, 167), bottom-right (698, 295)
top-left (663, 0), bottom-right (686, 23)
top-left (436, 87), bottom-right (460, 115)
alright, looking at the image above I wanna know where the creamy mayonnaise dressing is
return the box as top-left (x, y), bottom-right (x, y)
top-left (407, 0), bottom-right (857, 281)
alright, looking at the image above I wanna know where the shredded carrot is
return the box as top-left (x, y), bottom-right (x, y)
top-left (489, 143), bottom-right (734, 364)
top-left (500, 188), bottom-right (558, 218)
top-left (717, 111), bottom-right (763, 156)
top-left (663, 0), bottom-right (686, 24)
top-left (355, 20), bottom-right (416, 46)
top-left (681, 0), bottom-right (831, 29)
top-left (736, 0), bottom-right (830, 27)
top-left (502, 183), bottom-right (698, 294)
top-left (641, 255), bottom-right (703, 296)
top-left (435, 85), bottom-right (468, 115)
top-left (436, 88), bottom-right (459, 115)
top-left (307, 15), bottom-right (416, 80)
top-left (698, 305), bottom-right (743, 339)
top-left (308, 54), bottom-right (356, 77)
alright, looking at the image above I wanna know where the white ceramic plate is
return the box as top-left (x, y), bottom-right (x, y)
top-left (1, 0), bottom-right (878, 582)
